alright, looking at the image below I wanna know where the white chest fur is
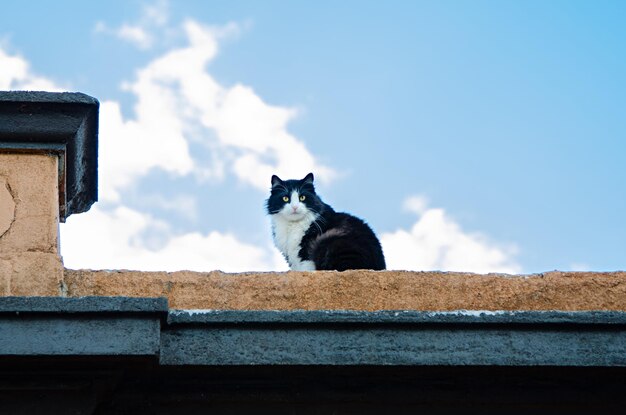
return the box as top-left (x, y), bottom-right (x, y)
top-left (271, 212), bottom-right (317, 271)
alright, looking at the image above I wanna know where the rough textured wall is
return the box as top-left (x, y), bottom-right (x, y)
top-left (0, 154), bottom-right (63, 295)
top-left (64, 270), bottom-right (626, 311)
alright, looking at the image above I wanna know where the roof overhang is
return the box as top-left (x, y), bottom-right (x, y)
top-left (0, 91), bottom-right (99, 220)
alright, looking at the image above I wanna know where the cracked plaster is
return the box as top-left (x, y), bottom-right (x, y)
top-left (0, 176), bottom-right (15, 238)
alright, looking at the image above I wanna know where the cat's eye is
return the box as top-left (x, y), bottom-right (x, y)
top-left (299, 195), bottom-right (306, 201)
top-left (282, 196), bottom-right (289, 202)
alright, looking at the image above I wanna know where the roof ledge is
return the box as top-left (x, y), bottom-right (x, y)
top-left (0, 91), bottom-right (99, 220)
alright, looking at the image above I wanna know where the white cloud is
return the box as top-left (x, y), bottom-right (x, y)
top-left (61, 206), bottom-right (285, 272)
top-left (215, 84), bottom-right (336, 189)
top-left (95, 22), bottom-right (154, 50)
top-left (141, 194), bottom-right (199, 221)
top-left (381, 196), bottom-right (521, 274)
top-left (0, 47), bottom-right (64, 91)
top-left (99, 18), bottom-right (335, 201)
top-left (98, 98), bottom-right (194, 202)
top-left (403, 195), bottom-right (429, 215)
top-left (142, 0), bottom-right (170, 27)
top-left (94, 0), bottom-right (169, 50)
top-left (118, 24), bottom-right (154, 50)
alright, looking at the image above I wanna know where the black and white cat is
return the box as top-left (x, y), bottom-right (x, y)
top-left (266, 173), bottom-right (386, 271)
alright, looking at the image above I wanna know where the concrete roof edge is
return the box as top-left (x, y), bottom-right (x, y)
top-left (0, 91), bottom-right (100, 106)
top-left (2, 296), bottom-right (626, 366)
top-left (167, 309), bottom-right (626, 325)
top-left (0, 296), bottom-right (168, 314)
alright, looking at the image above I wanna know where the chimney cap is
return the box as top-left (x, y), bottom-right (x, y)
top-left (0, 91), bottom-right (99, 220)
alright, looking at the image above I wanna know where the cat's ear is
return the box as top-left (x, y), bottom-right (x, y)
top-left (271, 175), bottom-right (283, 188)
top-left (303, 173), bottom-right (314, 184)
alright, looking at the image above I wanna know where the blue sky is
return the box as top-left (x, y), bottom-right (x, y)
top-left (1, 0), bottom-right (624, 273)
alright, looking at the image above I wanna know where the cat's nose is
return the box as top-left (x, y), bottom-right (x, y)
top-left (291, 205), bottom-right (299, 212)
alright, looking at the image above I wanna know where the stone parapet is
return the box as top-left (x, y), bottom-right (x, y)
top-left (64, 270), bottom-right (626, 311)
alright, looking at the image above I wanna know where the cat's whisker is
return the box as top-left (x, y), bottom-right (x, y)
top-left (313, 220), bottom-right (323, 235)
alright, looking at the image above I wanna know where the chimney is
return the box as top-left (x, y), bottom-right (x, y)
top-left (0, 91), bottom-right (98, 295)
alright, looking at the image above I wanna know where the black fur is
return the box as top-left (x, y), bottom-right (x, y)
top-left (266, 173), bottom-right (386, 271)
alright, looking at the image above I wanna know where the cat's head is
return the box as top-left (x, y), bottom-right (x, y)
top-left (266, 173), bottom-right (323, 221)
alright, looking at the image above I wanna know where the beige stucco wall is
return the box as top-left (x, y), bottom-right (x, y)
top-left (64, 269), bottom-right (626, 311)
top-left (0, 153), bottom-right (63, 295)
